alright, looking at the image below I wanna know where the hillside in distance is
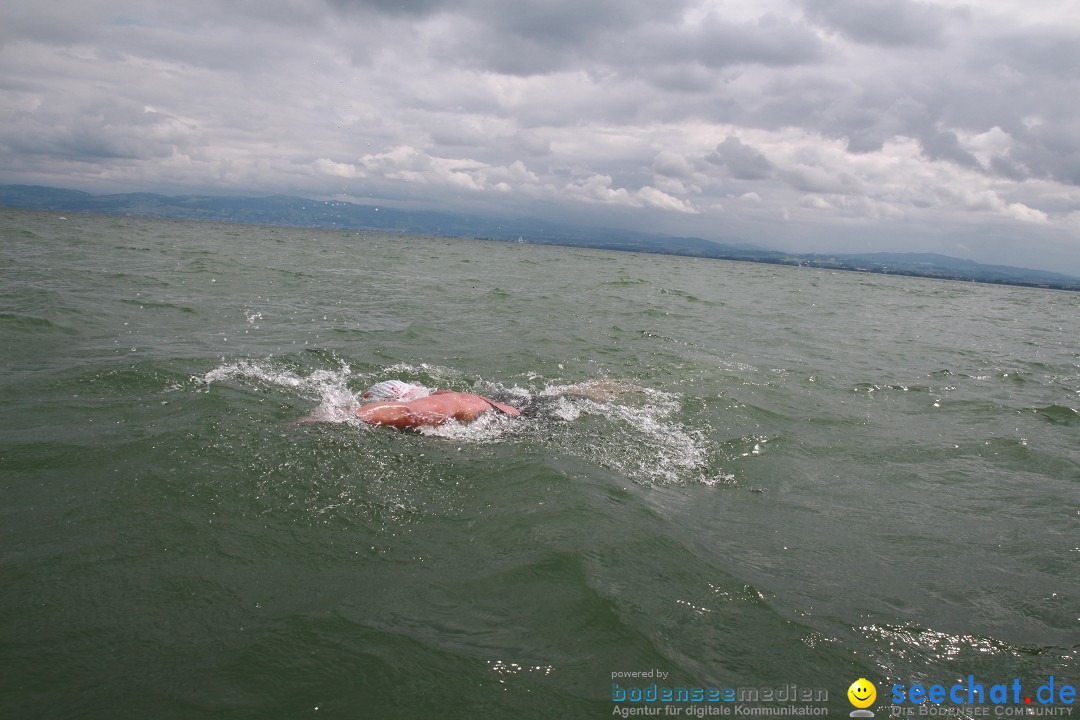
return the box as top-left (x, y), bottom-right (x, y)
top-left (2, 184), bottom-right (1078, 291)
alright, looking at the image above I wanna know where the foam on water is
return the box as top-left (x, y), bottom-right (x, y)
top-left (197, 358), bottom-right (361, 415)
top-left (541, 382), bottom-right (716, 485)
top-left (417, 408), bottom-right (520, 442)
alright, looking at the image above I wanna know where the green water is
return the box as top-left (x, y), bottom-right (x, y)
top-left (1, 209), bottom-right (1077, 719)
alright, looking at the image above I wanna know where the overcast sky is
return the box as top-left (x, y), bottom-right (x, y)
top-left (2, 0), bottom-right (1079, 271)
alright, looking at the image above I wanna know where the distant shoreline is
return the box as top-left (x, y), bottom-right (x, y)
top-left (3, 184), bottom-right (1078, 292)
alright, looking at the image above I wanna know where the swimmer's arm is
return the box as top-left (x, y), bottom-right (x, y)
top-left (355, 402), bottom-right (451, 429)
top-left (482, 398), bottom-right (520, 416)
top-left (430, 391), bottom-right (520, 416)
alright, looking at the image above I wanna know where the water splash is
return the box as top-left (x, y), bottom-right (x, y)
top-left (194, 360), bottom-right (725, 485)
top-left (196, 358), bottom-right (361, 419)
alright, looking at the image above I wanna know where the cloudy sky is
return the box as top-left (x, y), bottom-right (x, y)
top-left (2, 0), bottom-right (1079, 271)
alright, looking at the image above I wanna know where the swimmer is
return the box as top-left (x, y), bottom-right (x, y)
top-left (296, 378), bottom-right (646, 428)
top-left (294, 379), bottom-right (519, 429)
top-left (356, 386), bottom-right (520, 429)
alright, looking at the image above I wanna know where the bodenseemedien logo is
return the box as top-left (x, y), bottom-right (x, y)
top-left (849, 678), bottom-right (877, 717)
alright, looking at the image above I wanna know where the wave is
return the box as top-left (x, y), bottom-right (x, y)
top-left (1032, 404), bottom-right (1080, 426)
top-left (0, 311), bottom-right (82, 336)
top-left (118, 298), bottom-right (197, 313)
top-left (858, 622), bottom-right (1066, 679)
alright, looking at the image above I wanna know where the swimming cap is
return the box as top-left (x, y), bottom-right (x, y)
top-left (361, 379), bottom-right (431, 402)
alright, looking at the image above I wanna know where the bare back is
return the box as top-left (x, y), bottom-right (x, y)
top-left (355, 391), bottom-right (519, 429)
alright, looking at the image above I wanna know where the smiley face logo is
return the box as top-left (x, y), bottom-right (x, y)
top-left (848, 678), bottom-right (876, 709)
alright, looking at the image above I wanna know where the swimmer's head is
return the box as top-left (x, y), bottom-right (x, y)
top-left (361, 379), bottom-right (430, 402)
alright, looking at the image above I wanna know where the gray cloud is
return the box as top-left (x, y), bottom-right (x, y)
top-left (325, 0), bottom-right (454, 16)
top-left (475, 0), bottom-right (690, 46)
top-left (706, 137), bottom-right (776, 180)
top-left (629, 14), bottom-right (826, 71)
top-left (1, 0), bottom-right (1079, 272)
top-left (989, 29), bottom-right (1080, 78)
top-left (918, 130), bottom-right (982, 169)
top-left (802, 0), bottom-right (958, 47)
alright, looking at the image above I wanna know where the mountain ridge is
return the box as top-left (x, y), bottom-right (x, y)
top-left (2, 184), bottom-right (1077, 291)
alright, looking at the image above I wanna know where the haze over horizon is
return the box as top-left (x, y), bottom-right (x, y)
top-left (2, 0), bottom-right (1079, 273)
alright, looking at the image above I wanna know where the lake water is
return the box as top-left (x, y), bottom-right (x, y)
top-left (1, 208), bottom-right (1077, 718)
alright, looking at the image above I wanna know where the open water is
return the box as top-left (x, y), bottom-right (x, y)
top-left (1, 208), bottom-right (1077, 719)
